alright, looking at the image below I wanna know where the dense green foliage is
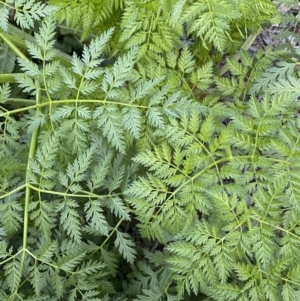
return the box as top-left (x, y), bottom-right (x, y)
top-left (1, 0), bottom-right (300, 300)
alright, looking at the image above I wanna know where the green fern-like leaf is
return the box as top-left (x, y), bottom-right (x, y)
top-left (49, 0), bottom-right (114, 39)
top-left (4, 256), bottom-right (21, 293)
top-left (114, 230), bottom-right (137, 264)
top-left (56, 198), bottom-right (82, 243)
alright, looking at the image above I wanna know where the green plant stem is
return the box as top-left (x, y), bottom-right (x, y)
top-left (0, 99), bottom-right (149, 117)
top-left (0, 24), bottom-right (73, 67)
top-left (7, 98), bottom-right (35, 105)
top-left (13, 86), bottom-right (41, 300)
top-left (0, 31), bottom-right (27, 60)
top-left (0, 74), bottom-right (16, 83)
top-left (91, 219), bottom-right (124, 256)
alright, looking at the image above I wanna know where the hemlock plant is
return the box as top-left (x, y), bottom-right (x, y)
top-left (0, 0), bottom-right (300, 300)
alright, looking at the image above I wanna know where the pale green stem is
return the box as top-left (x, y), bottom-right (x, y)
top-left (0, 31), bottom-right (27, 60)
top-left (0, 24), bottom-right (73, 67)
top-left (6, 98), bottom-right (35, 106)
top-left (13, 85), bottom-right (41, 299)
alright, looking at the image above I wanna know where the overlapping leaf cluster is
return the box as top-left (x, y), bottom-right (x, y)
top-left (126, 88), bottom-right (300, 299)
top-left (1, 0), bottom-right (300, 301)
